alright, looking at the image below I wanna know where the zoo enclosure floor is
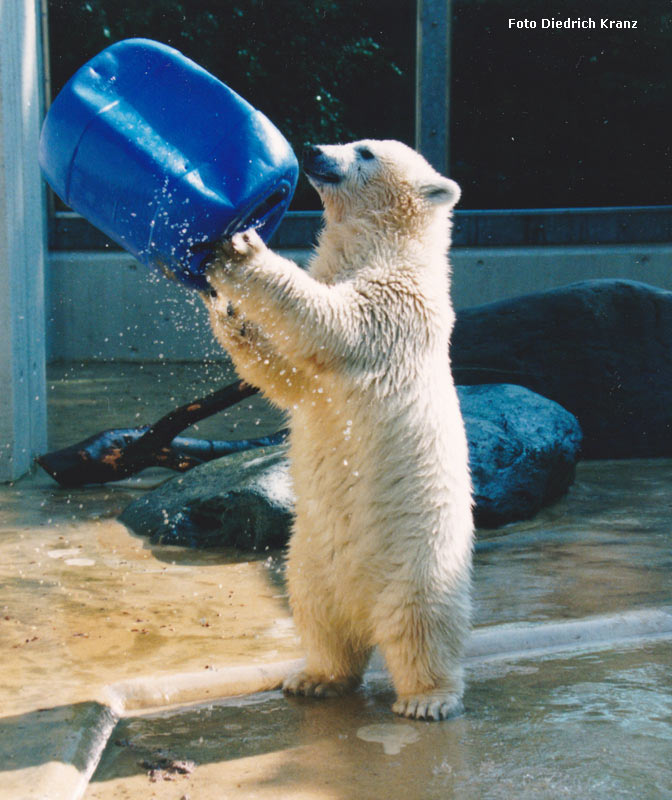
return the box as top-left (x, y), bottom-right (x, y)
top-left (0, 361), bottom-right (670, 799)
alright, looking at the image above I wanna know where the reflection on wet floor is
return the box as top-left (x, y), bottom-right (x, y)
top-left (474, 458), bottom-right (672, 626)
top-left (1, 361), bottom-right (671, 798)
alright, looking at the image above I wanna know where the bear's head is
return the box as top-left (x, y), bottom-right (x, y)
top-left (303, 139), bottom-right (461, 229)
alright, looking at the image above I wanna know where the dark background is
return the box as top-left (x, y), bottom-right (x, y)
top-left (451, 0), bottom-right (672, 209)
top-left (47, 0), bottom-right (672, 209)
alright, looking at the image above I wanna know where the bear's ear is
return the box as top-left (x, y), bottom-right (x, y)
top-left (419, 177), bottom-right (461, 208)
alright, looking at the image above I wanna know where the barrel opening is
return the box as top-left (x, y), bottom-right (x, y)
top-left (244, 185), bottom-right (290, 235)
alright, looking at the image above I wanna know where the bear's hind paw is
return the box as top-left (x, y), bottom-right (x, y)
top-left (392, 692), bottom-right (463, 721)
top-left (283, 670), bottom-right (360, 698)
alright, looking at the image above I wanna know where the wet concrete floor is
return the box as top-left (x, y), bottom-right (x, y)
top-left (87, 643), bottom-right (672, 800)
top-left (1, 362), bottom-right (671, 798)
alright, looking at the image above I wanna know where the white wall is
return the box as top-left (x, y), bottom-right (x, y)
top-left (450, 243), bottom-right (672, 309)
top-left (0, 0), bottom-right (47, 480)
top-left (47, 243), bottom-right (672, 362)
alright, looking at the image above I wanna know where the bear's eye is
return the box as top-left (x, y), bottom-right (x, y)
top-left (357, 147), bottom-right (375, 161)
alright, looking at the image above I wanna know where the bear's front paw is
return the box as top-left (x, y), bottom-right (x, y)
top-left (221, 228), bottom-right (266, 264)
top-left (283, 670), bottom-right (360, 698)
top-left (205, 229), bottom-right (266, 294)
top-left (392, 691), bottom-right (463, 721)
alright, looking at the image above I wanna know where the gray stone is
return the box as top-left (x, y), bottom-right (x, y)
top-left (452, 279), bottom-right (672, 458)
top-left (459, 384), bottom-right (582, 528)
top-left (121, 384), bottom-right (582, 546)
top-left (119, 445), bottom-right (293, 550)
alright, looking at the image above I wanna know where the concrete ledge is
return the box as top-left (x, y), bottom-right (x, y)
top-left (108, 606), bottom-right (672, 715)
top-left (104, 659), bottom-right (304, 715)
top-left (1, 702), bottom-right (117, 800)
top-left (466, 606), bottom-right (672, 662)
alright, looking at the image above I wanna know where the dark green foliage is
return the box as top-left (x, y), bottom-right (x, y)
top-left (47, 0), bottom-right (415, 208)
top-left (451, 0), bottom-right (672, 207)
top-left (47, 1), bottom-right (672, 210)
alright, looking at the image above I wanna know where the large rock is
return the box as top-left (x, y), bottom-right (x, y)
top-left (120, 384), bottom-right (581, 546)
top-left (452, 279), bottom-right (672, 458)
top-left (120, 445), bottom-right (293, 549)
top-left (460, 384), bottom-right (582, 527)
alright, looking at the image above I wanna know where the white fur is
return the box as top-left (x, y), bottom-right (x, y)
top-left (203, 139), bottom-right (473, 720)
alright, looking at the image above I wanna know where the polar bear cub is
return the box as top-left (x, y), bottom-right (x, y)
top-left (204, 139), bottom-right (473, 720)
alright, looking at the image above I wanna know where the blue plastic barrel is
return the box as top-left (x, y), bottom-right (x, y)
top-left (39, 38), bottom-right (299, 289)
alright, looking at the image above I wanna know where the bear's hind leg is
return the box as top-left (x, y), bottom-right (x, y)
top-left (283, 631), bottom-right (372, 699)
top-left (384, 645), bottom-right (465, 721)
top-left (379, 600), bottom-right (469, 721)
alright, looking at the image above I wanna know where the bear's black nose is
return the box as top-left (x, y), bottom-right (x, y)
top-left (302, 144), bottom-right (322, 165)
top-left (302, 144), bottom-right (342, 185)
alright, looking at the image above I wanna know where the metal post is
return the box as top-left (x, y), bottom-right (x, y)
top-left (415, 0), bottom-right (451, 176)
top-left (0, 0), bottom-right (48, 480)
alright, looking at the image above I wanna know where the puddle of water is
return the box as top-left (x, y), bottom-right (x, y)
top-left (0, 510), bottom-right (298, 718)
top-left (356, 723), bottom-right (420, 754)
top-left (47, 548), bottom-right (82, 559)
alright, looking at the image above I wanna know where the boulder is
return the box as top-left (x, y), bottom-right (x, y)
top-left (452, 279), bottom-right (672, 458)
top-left (460, 384), bottom-right (582, 528)
top-left (120, 384), bottom-right (581, 546)
top-left (119, 445), bottom-right (293, 549)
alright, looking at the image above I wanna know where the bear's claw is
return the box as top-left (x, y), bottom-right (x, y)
top-left (392, 692), bottom-right (462, 721)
